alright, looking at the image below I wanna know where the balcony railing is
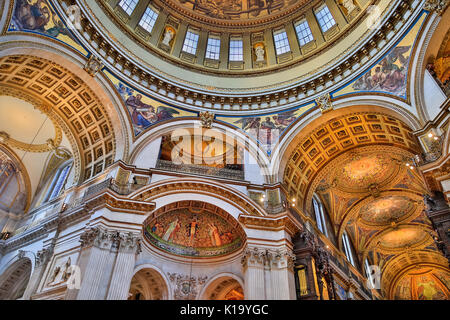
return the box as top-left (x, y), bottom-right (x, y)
top-left (83, 178), bottom-right (147, 199)
top-left (155, 160), bottom-right (245, 181)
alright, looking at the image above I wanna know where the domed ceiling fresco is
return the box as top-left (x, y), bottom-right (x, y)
top-left (359, 196), bottom-right (416, 227)
top-left (161, 0), bottom-right (310, 24)
top-left (333, 152), bottom-right (399, 193)
top-left (144, 201), bottom-right (245, 258)
top-left (377, 226), bottom-right (430, 251)
top-left (393, 267), bottom-right (450, 300)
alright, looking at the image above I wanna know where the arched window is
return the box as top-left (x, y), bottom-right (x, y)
top-left (312, 194), bottom-right (328, 237)
top-left (342, 231), bottom-right (355, 267)
top-left (44, 161), bottom-right (72, 202)
top-left (364, 258), bottom-right (375, 288)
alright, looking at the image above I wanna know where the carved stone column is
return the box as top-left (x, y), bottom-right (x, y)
top-left (72, 227), bottom-right (121, 300)
top-left (268, 249), bottom-right (296, 300)
top-left (106, 232), bottom-right (141, 300)
top-left (22, 248), bottom-right (52, 300)
top-left (241, 247), bottom-right (266, 300)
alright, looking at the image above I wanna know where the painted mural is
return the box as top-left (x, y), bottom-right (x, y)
top-left (360, 196), bottom-right (414, 226)
top-left (172, 0), bottom-right (303, 20)
top-left (335, 153), bottom-right (395, 191)
top-left (378, 226), bottom-right (429, 250)
top-left (217, 103), bottom-right (313, 156)
top-left (9, 0), bottom-right (88, 55)
top-left (333, 12), bottom-right (427, 99)
top-left (144, 208), bottom-right (243, 257)
top-left (394, 267), bottom-right (450, 300)
top-left (104, 70), bottom-right (195, 137)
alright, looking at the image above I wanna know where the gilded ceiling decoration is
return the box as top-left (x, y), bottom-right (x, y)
top-left (359, 196), bottom-right (416, 226)
top-left (392, 266), bottom-right (450, 300)
top-left (143, 201), bottom-right (245, 258)
top-left (377, 225), bottom-right (431, 251)
top-left (334, 152), bottom-right (398, 193)
top-left (284, 112), bottom-right (420, 209)
top-left (0, 55), bottom-right (115, 182)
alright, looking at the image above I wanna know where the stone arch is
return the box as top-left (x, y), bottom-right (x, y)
top-left (131, 177), bottom-right (267, 220)
top-left (128, 119), bottom-right (271, 183)
top-left (0, 38), bottom-right (131, 183)
top-left (129, 264), bottom-right (171, 300)
top-left (199, 273), bottom-right (244, 300)
top-left (0, 255), bottom-right (32, 300)
top-left (276, 102), bottom-right (421, 179)
top-left (280, 107), bottom-right (421, 213)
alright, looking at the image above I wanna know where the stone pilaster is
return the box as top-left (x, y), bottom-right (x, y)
top-left (73, 227), bottom-right (121, 300)
top-left (106, 232), bottom-right (141, 300)
top-left (22, 247), bottom-right (52, 300)
top-left (241, 247), bottom-right (266, 300)
top-left (241, 246), bottom-right (296, 300)
top-left (268, 249), bottom-right (296, 300)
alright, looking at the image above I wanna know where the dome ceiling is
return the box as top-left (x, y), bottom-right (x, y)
top-left (359, 196), bottom-right (415, 226)
top-left (157, 0), bottom-right (314, 29)
top-left (377, 225), bottom-right (429, 251)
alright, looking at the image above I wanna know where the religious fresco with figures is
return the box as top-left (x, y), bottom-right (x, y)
top-left (144, 203), bottom-right (244, 258)
top-left (104, 70), bottom-right (196, 137)
top-left (217, 103), bottom-right (313, 156)
top-left (167, 0), bottom-right (306, 21)
top-left (333, 12), bottom-right (427, 99)
top-left (8, 0), bottom-right (88, 55)
top-left (393, 267), bottom-right (450, 300)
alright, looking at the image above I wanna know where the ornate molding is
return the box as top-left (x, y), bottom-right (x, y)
top-left (424, 0), bottom-right (450, 15)
top-left (168, 272), bottom-right (208, 300)
top-left (241, 246), bottom-right (296, 269)
top-left (79, 226), bottom-right (142, 254)
top-left (199, 111), bottom-right (215, 129)
top-left (316, 93), bottom-right (333, 114)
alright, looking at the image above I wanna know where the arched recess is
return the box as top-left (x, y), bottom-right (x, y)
top-left (0, 256), bottom-right (32, 300)
top-left (280, 107), bottom-right (422, 213)
top-left (128, 265), bottom-right (170, 300)
top-left (410, 8), bottom-right (450, 122)
top-left (0, 144), bottom-right (32, 214)
top-left (199, 273), bottom-right (244, 300)
top-left (274, 102), bottom-right (421, 183)
top-left (131, 177), bottom-right (267, 221)
top-left (381, 250), bottom-right (450, 299)
top-left (0, 37), bottom-right (132, 181)
top-left (128, 119), bottom-right (272, 183)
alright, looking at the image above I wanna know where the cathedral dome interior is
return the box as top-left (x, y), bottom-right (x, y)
top-left (0, 0), bottom-right (449, 303)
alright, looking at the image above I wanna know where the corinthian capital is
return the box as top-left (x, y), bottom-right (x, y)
top-left (270, 248), bottom-right (297, 269)
top-left (241, 247), bottom-right (266, 267)
top-left (119, 232), bottom-right (142, 254)
top-left (36, 248), bottom-right (53, 267)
